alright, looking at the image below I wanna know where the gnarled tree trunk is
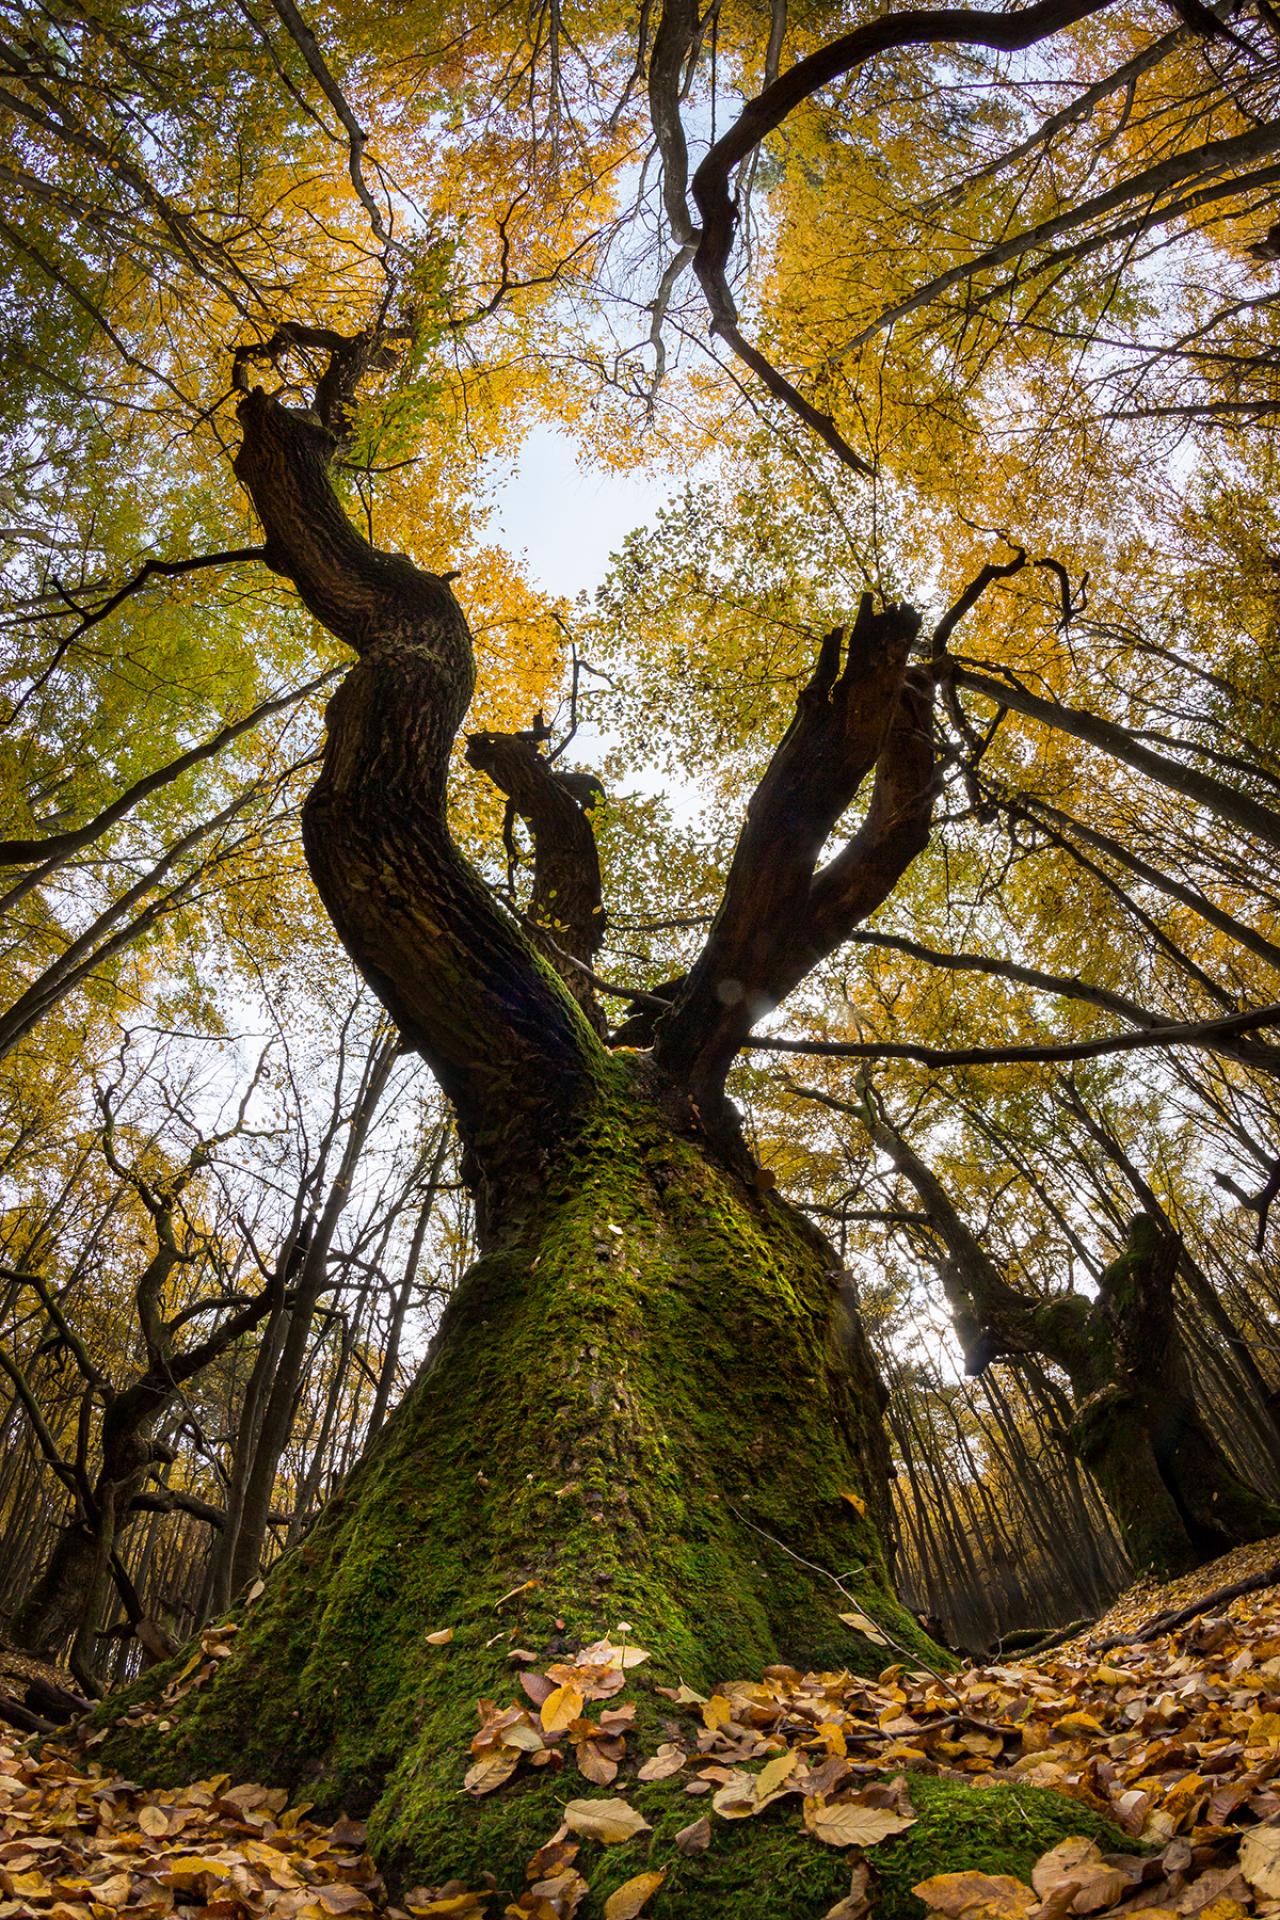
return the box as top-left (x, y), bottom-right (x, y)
top-left (854, 1091), bottom-right (1280, 1578)
top-left (101, 324), bottom-right (1099, 1903)
top-left (108, 1054), bottom-right (929, 1888)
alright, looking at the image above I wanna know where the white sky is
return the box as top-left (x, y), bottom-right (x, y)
top-left (489, 422), bottom-right (674, 600)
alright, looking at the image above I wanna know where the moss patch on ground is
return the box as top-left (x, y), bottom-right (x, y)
top-left (582, 1770), bottom-right (1135, 1920)
top-left (871, 1773), bottom-right (1139, 1920)
top-left (411, 1769), bottom-right (1135, 1920)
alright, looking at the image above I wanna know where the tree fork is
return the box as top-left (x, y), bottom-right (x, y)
top-left (96, 333), bottom-right (977, 1899)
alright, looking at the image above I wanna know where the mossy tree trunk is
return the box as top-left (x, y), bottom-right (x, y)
top-left (102, 320), bottom-right (949, 1894)
top-left (107, 1054), bottom-right (940, 1889)
top-left (853, 1090), bottom-right (1280, 1578)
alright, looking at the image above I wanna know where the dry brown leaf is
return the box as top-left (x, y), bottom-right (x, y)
top-left (755, 1749), bottom-right (799, 1798)
top-left (523, 1863), bottom-right (589, 1916)
top-left (675, 1815), bottom-right (711, 1857)
top-left (463, 1749), bottom-right (519, 1795)
top-left (1031, 1837), bottom-right (1102, 1897)
top-left (1239, 1823), bottom-right (1280, 1897)
top-left (911, 1870), bottom-right (1038, 1919)
top-left (655, 1683), bottom-right (706, 1707)
top-left (406, 1895), bottom-right (490, 1917)
top-left (837, 1609), bottom-right (888, 1647)
top-left (583, 1641), bottom-right (650, 1671)
top-left (702, 1694), bottom-right (732, 1730)
top-left (574, 1740), bottom-right (618, 1786)
top-left (711, 1770), bottom-right (761, 1819)
top-left (636, 1744), bottom-right (685, 1782)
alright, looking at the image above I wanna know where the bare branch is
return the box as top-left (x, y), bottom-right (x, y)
top-left (685, 0), bottom-right (1120, 468)
top-left (750, 1000), bottom-right (1280, 1067)
top-left (263, 0), bottom-right (406, 263)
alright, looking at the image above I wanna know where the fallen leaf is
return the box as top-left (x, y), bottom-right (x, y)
top-left (575, 1740), bottom-right (618, 1786)
top-left (603, 1869), bottom-right (665, 1918)
top-left (520, 1672), bottom-right (556, 1708)
top-left (463, 1749), bottom-right (519, 1795)
top-left (711, 1770), bottom-right (763, 1819)
top-left (1031, 1836), bottom-right (1102, 1896)
top-left (838, 1609), bottom-right (888, 1647)
top-left (407, 1894), bottom-right (490, 1917)
top-left (675, 1815), bottom-right (711, 1856)
top-left (561, 1799), bottom-right (650, 1845)
top-left (654, 1683), bottom-right (706, 1707)
top-left (583, 1640), bottom-right (650, 1671)
top-left (911, 1870), bottom-right (1038, 1919)
top-left (803, 1798), bottom-right (915, 1847)
top-left (541, 1683), bottom-right (585, 1735)
top-left (756, 1748), bottom-right (799, 1798)
top-left (1239, 1823), bottom-right (1280, 1897)
top-left (502, 1721), bottom-right (545, 1752)
top-left (636, 1744), bottom-right (686, 1782)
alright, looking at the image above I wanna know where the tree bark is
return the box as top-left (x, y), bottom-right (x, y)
top-left (848, 1088), bottom-right (1280, 1577)
top-left (220, 1029), bottom-right (396, 1601)
top-left (96, 333), bottom-right (951, 1899)
top-left (104, 1058), bottom-right (928, 1889)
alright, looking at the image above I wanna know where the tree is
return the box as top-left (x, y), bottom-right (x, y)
top-left (96, 319), bottom-right (949, 1887)
top-left (2, 1062), bottom-right (282, 1689)
top-left (5, 0), bottom-right (1280, 1901)
top-left (843, 1077), bottom-right (1280, 1575)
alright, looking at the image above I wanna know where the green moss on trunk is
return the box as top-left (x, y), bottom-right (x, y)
top-left (100, 1058), bottom-right (945, 1892)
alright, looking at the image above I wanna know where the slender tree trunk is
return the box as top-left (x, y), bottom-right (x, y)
top-left (223, 1031), bottom-right (396, 1600)
top-left (368, 1129), bottom-right (449, 1436)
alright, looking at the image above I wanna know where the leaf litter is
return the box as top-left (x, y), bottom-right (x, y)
top-left (9, 1541), bottom-right (1280, 1918)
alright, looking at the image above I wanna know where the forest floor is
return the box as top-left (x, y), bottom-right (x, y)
top-left (1, 1539), bottom-right (1280, 1920)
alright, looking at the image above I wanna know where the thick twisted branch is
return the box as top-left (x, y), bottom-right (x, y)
top-left (466, 729), bottom-right (607, 1031)
top-left (231, 336), bottom-right (599, 1200)
top-left (653, 596), bottom-right (933, 1102)
top-left (679, 0), bottom-right (1118, 470)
